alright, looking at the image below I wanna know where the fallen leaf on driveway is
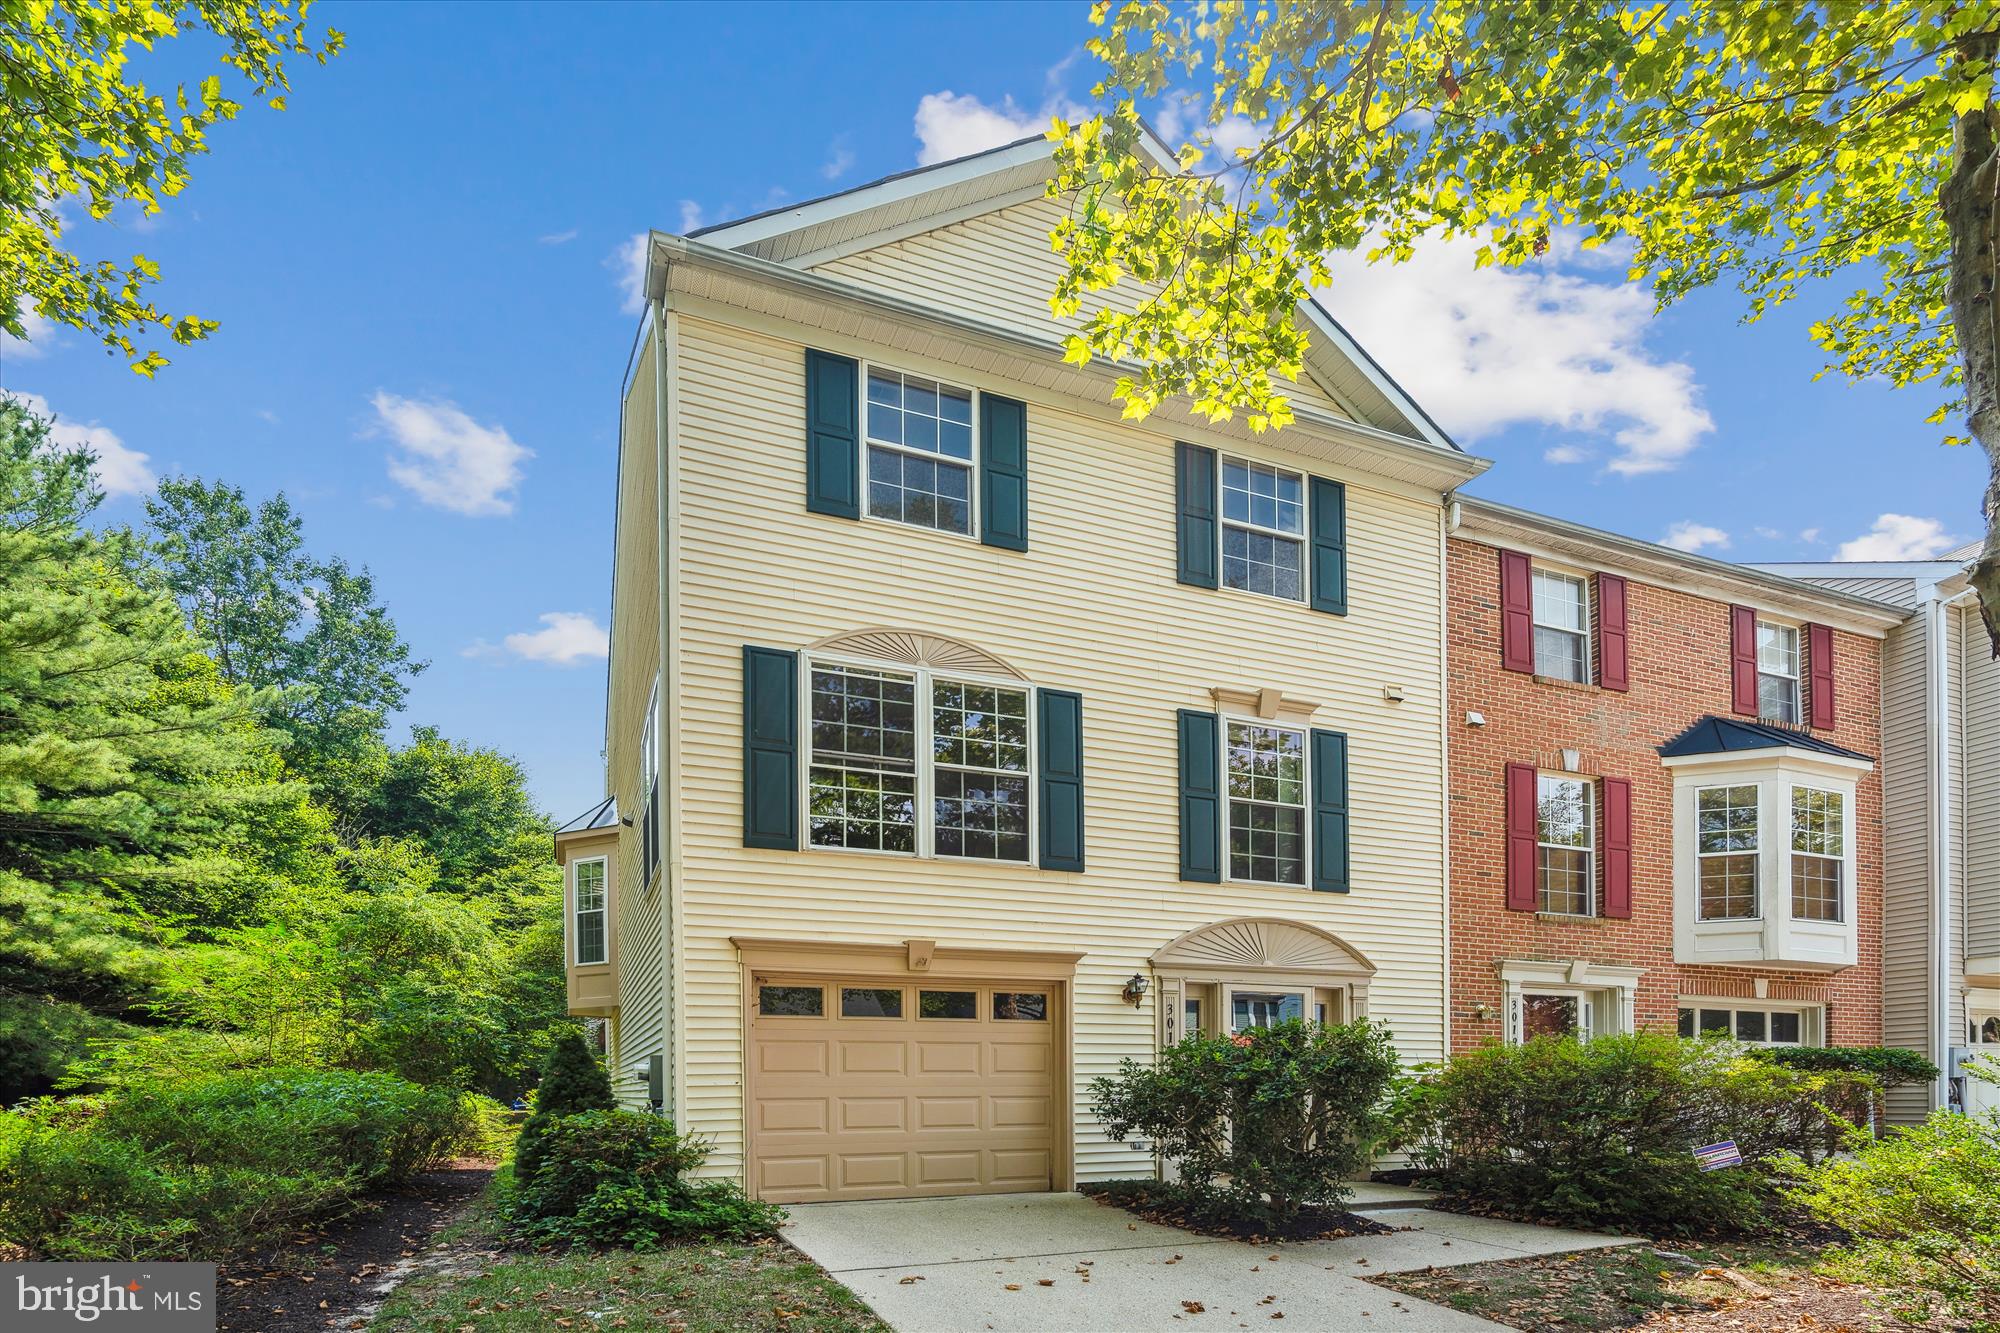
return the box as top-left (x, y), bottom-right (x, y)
top-left (898, 1276), bottom-right (924, 1285)
top-left (1004, 1283), bottom-right (1021, 1291)
top-left (1182, 1301), bottom-right (1205, 1314)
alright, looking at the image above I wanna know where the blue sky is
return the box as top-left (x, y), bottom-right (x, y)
top-left (3, 2), bottom-right (1985, 819)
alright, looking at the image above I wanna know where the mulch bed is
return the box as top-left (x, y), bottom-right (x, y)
top-left (1079, 1178), bottom-right (1401, 1243)
top-left (215, 1158), bottom-right (494, 1333)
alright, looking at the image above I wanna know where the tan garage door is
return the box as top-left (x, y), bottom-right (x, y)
top-left (747, 977), bottom-right (1057, 1203)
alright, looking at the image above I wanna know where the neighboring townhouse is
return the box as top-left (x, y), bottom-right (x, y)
top-left (1763, 543), bottom-right (2000, 1121)
top-left (1446, 499), bottom-right (1907, 1055)
top-left (555, 134), bottom-right (1487, 1204)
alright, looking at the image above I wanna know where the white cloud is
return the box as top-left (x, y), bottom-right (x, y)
top-left (822, 137), bottom-right (856, 180)
top-left (913, 90), bottom-right (1081, 165)
top-left (609, 232), bottom-right (648, 314)
top-left (1800, 528), bottom-right (1821, 544)
top-left (368, 391), bottom-right (530, 517)
top-left (8, 391), bottom-right (155, 497)
top-left (1661, 521), bottom-right (1731, 554)
top-left (486, 611), bottom-right (609, 666)
top-left (1835, 513), bottom-right (1961, 561)
top-left (4, 297), bottom-right (59, 361)
top-left (678, 200), bottom-right (705, 233)
top-left (1543, 444), bottom-right (1592, 465)
top-left (1316, 232), bottom-right (1713, 476)
top-left (538, 227), bottom-right (579, 245)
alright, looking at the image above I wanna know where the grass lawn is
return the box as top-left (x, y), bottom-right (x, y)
top-left (370, 1183), bottom-right (883, 1333)
top-left (1369, 1237), bottom-right (1900, 1332)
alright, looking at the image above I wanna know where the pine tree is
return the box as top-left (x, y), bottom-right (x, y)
top-left (514, 1030), bottom-right (616, 1185)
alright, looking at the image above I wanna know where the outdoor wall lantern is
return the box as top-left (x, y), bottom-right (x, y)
top-left (1471, 1002), bottom-right (1497, 1021)
top-left (1122, 973), bottom-right (1150, 1005)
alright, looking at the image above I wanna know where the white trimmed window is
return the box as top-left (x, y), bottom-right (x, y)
top-left (1679, 1004), bottom-right (1821, 1046)
top-left (1696, 784), bottom-right (1759, 920)
top-left (1225, 720), bottom-right (1306, 884)
top-left (1537, 774), bottom-right (1595, 915)
top-left (806, 659), bottom-right (1030, 862)
top-left (1532, 570), bottom-right (1591, 682)
top-left (572, 857), bottom-right (607, 965)
top-left (1756, 621), bottom-right (1801, 723)
top-left (865, 368), bottom-right (975, 536)
top-left (1220, 457), bottom-right (1306, 601)
top-left (1790, 786), bottom-right (1845, 922)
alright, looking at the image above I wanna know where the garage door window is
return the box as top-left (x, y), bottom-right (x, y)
top-left (993, 992), bottom-right (1047, 1020)
top-left (919, 989), bottom-right (978, 1019)
top-left (758, 985), bottom-right (824, 1017)
top-left (841, 986), bottom-right (904, 1018)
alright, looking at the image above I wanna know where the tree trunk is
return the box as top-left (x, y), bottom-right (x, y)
top-left (1944, 106), bottom-right (2000, 655)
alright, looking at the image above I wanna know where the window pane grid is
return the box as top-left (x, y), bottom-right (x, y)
top-left (1697, 784), bottom-right (1759, 920)
top-left (1756, 622), bottom-right (1800, 722)
top-left (1680, 1005), bottom-right (1810, 1046)
top-left (1226, 722), bottom-right (1305, 884)
top-left (1790, 786), bottom-right (1844, 922)
top-left (809, 665), bottom-right (918, 852)
top-left (865, 369), bottom-right (974, 535)
top-left (1536, 775), bottom-right (1595, 914)
top-left (1530, 571), bottom-right (1589, 681)
top-left (573, 860), bottom-right (607, 965)
top-left (931, 679), bottom-right (1031, 863)
top-left (1220, 458), bottom-right (1305, 602)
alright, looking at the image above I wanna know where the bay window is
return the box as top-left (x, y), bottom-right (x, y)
top-left (572, 857), bottom-right (608, 966)
top-left (1790, 786), bottom-right (1845, 922)
top-left (1697, 784), bottom-right (1759, 920)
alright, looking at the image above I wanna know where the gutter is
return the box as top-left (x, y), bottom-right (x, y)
top-left (646, 232), bottom-right (1491, 492)
top-left (1933, 584), bottom-right (1977, 1113)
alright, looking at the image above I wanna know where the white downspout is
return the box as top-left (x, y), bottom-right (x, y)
top-left (1933, 586), bottom-right (1977, 1112)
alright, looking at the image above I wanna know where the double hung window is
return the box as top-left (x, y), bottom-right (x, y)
top-left (1220, 458), bottom-right (1306, 601)
top-left (865, 369), bottom-right (975, 535)
top-left (1756, 621), bottom-right (1801, 723)
top-left (1790, 786), bottom-right (1845, 922)
top-left (1532, 570), bottom-right (1590, 681)
top-left (1225, 721), bottom-right (1306, 884)
top-left (1536, 775), bottom-right (1595, 915)
top-left (1696, 784), bottom-right (1759, 919)
top-left (572, 858), bottom-right (607, 966)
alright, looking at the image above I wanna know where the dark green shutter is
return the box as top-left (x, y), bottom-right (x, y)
top-left (1310, 728), bottom-right (1350, 893)
top-left (804, 350), bottom-right (859, 519)
top-left (1308, 476), bottom-right (1347, 615)
top-left (1036, 688), bottom-right (1083, 871)
top-left (1177, 709), bottom-right (1221, 882)
top-left (742, 646), bottom-right (798, 849)
top-left (980, 392), bottom-right (1028, 551)
top-left (1175, 443), bottom-right (1218, 588)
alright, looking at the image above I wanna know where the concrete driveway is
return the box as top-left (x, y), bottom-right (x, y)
top-left (782, 1189), bottom-right (1633, 1332)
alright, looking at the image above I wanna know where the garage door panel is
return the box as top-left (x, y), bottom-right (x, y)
top-left (758, 1097), bottom-right (829, 1133)
top-left (751, 976), bottom-right (1059, 1203)
top-left (837, 1097), bottom-right (907, 1132)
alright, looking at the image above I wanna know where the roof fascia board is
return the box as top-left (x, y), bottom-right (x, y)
top-left (1455, 497), bottom-right (1906, 635)
top-left (1755, 560), bottom-right (1965, 580)
top-left (782, 181), bottom-right (1056, 270)
top-left (653, 233), bottom-right (1490, 491)
top-left (1660, 748), bottom-right (1874, 775)
top-left (691, 137), bottom-right (1060, 252)
top-left (1299, 297), bottom-right (1455, 450)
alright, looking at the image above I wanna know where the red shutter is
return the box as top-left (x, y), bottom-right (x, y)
top-left (1807, 623), bottom-right (1836, 729)
top-left (1601, 777), bottom-right (1632, 919)
top-left (1729, 605), bottom-right (1759, 715)
top-left (1505, 762), bottom-right (1540, 911)
top-left (1596, 573), bottom-right (1629, 692)
top-left (1500, 549), bottom-right (1535, 674)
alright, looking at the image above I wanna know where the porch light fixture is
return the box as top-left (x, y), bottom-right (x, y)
top-left (1122, 973), bottom-right (1150, 1005)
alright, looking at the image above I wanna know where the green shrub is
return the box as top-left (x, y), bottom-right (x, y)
top-left (1779, 1086), bottom-right (2000, 1331)
top-left (514, 1030), bottom-right (615, 1189)
top-left (1392, 1032), bottom-right (1875, 1235)
top-left (1750, 1044), bottom-right (1938, 1088)
top-left (0, 1069), bottom-right (485, 1260)
top-left (509, 1109), bottom-right (780, 1248)
top-left (1091, 1018), bottom-right (1401, 1228)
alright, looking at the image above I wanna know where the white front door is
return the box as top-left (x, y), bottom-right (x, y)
top-left (1966, 1013), bottom-right (2000, 1119)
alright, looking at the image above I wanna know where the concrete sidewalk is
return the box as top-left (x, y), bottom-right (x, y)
top-left (782, 1190), bottom-right (1633, 1332)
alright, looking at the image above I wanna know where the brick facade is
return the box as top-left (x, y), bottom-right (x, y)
top-left (1446, 534), bottom-right (1884, 1052)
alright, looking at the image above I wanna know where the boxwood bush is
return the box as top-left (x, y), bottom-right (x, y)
top-left (0, 1069), bottom-right (491, 1260)
top-left (1392, 1032), bottom-right (1877, 1235)
top-left (1091, 1018), bottom-right (1402, 1228)
top-left (509, 1109), bottom-right (781, 1248)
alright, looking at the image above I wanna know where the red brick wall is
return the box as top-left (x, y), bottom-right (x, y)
top-left (1447, 535), bottom-right (1883, 1052)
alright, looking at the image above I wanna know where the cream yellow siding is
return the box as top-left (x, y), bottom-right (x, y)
top-left (663, 313), bottom-right (1448, 1186)
top-left (809, 194), bottom-right (1354, 423)
top-left (607, 324), bottom-right (668, 1113)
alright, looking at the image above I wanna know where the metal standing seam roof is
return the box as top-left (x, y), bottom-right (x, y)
top-left (555, 795), bottom-right (619, 835)
top-left (1657, 715), bottom-right (1874, 763)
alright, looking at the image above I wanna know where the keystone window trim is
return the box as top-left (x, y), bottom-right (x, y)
top-left (798, 649), bottom-right (1038, 866)
top-left (1217, 454), bottom-right (1308, 604)
top-left (570, 855), bottom-right (609, 967)
top-left (860, 361), bottom-right (981, 541)
top-left (1220, 715), bottom-right (1310, 887)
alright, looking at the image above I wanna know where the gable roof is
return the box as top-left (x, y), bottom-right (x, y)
top-left (679, 133), bottom-right (1454, 451)
top-left (1658, 715), bottom-right (1873, 763)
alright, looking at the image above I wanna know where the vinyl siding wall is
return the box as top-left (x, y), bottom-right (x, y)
top-left (608, 326), bottom-right (669, 1113)
top-left (1878, 612), bottom-right (1935, 1123)
top-left (1958, 602), bottom-right (1999, 973)
top-left (809, 194), bottom-right (1354, 422)
top-left (662, 311), bottom-right (1450, 1186)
